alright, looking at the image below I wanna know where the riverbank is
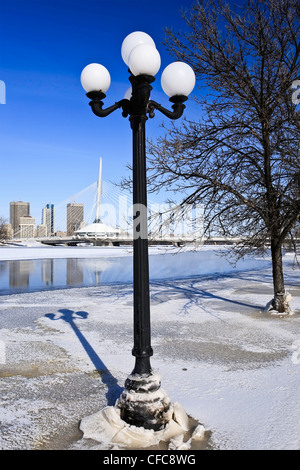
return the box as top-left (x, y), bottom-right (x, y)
top-left (0, 246), bottom-right (299, 450)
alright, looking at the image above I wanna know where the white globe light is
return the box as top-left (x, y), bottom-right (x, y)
top-left (128, 44), bottom-right (161, 77)
top-left (161, 62), bottom-right (196, 97)
top-left (121, 31), bottom-right (156, 66)
top-left (80, 63), bottom-right (111, 93)
top-left (124, 87), bottom-right (132, 100)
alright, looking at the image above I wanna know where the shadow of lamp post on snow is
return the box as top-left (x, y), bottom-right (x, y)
top-left (45, 309), bottom-right (123, 405)
top-left (80, 31), bottom-right (197, 441)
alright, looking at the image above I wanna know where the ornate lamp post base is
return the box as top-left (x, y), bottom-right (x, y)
top-left (79, 389), bottom-right (207, 449)
top-left (117, 372), bottom-right (171, 431)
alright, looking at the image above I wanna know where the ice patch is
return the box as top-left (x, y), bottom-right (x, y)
top-left (79, 401), bottom-right (206, 449)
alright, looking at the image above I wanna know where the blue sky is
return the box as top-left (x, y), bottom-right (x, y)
top-left (0, 0), bottom-right (201, 225)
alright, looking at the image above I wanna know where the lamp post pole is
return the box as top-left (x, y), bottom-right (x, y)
top-left (81, 32), bottom-right (195, 431)
top-left (130, 76), bottom-right (153, 378)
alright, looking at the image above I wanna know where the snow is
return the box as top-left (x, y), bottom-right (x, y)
top-left (0, 243), bottom-right (299, 450)
top-left (80, 401), bottom-right (202, 449)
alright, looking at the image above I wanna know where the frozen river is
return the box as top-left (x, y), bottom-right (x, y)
top-left (0, 244), bottom-right (272, 295)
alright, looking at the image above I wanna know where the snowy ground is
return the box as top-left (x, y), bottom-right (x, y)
top-left (0, 244), bottom-right (299, 450)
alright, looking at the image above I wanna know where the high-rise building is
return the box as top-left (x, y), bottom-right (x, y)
top-left (42, 203), bottom-right (55, 235)
top-left (67, 203), bottom-right (84, 236)
top-left (10, 201), bottom-right (30, 236)
top-left (19, 216), bottom-right (35, 238)
top-left (36, 224), bottom-right (47, 237)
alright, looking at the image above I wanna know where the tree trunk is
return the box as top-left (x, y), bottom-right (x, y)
top-left (270, 238), bottom-right (286, 313)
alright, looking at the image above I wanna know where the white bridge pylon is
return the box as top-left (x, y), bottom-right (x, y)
top-left (94, 156), bottom-right (102, 224)
top-left (53, 158), bottom-right (204, 240)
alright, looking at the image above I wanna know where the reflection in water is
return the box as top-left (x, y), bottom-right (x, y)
top-left (66, 259), bottom-right (83, 286)
top-left (42, 259), bottom-right (54, 286)
top-left (0, 256), bottom-right (133, 295)
top-left (0, 262), bottom-right (7, 276)
top-left (9, 260), bottom-right (34, 288)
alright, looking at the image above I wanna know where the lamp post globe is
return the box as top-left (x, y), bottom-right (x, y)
top-left (161, 61), bottom-right (196, 98)
top-left (80, 63), bottom-right (111, 94)
top-left (81, 32), bottom-right (195, 432)
top-left (128, 44), bottom-right (161, 76)
top-left (121, 31), bottom-right (156, 66)
top-left (124, 87), bottom-right (132, 100)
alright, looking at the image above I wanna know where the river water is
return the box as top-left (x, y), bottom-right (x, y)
top-left (0, 246), bottom-right (272, 296)
top-left (0, 257), bottom-right (133, 295)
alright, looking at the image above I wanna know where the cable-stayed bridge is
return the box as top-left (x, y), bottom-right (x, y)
top-left (39, 159), bottom-right (204, 246)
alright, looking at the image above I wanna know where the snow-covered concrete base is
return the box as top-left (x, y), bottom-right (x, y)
top-left (79, 401), bottom-right (206, 450)
top-left (264, 291), bottom-right (294, 316)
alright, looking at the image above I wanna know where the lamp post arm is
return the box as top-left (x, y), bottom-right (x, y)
top-left (86, 91), bottom-right (130, 118)
top-left (89, 98), bottom-right (130, 118)
top-left (147, 96), bottom-right (187, 120)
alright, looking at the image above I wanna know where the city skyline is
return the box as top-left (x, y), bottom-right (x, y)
top-left (7, 192), bottom-right (204, 240)
top-left (6, 155), bottom-right (203, 237)
top-left (9, 199), bottom-right (86, 236)
top-left (0, 0), bottom-right (201, 225)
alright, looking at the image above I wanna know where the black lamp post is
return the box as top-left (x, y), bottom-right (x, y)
top-left (81, 31), bottom-right (195, 431)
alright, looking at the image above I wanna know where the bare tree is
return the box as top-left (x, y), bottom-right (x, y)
top-left (146, 0), bottom-right (300, 313)
top-left (0, 217), bottom-right (10, 243)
